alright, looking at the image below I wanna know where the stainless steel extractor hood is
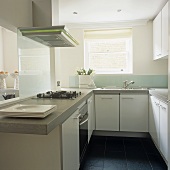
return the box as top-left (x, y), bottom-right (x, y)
top-left (18, 25), bottom-right (79, 47)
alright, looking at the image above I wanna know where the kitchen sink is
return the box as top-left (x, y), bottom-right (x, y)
top-left (101, 86), bottom-right (148, 90)
top-left (101, 86), bottom-right (122, 90)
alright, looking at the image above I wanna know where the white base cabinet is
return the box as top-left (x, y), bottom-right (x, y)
top-left (159, 101), bottom-right (168, 161)
top-left (120, 94), bottom-right (148, 132)
top-left (62, 109), bottom-right (79, 170)
top-left (149, 96), bottom-right (168, 161)
top-left (149, 96), bottom-right (160, 146)
top-left (95, 94), bottom-right (119, 131)
top-left (88, 95), bottom-right (95, 142)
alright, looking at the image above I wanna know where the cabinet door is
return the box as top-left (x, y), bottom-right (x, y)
top-left (160, 101), bottom-right (168, 161)
top-left (88, 95), bottom-right (95, 142)
top-left (62, 109), bottom-right (79, 170)
top-left (120, 94), bottom-right (148, 132)
top-left (149, 96), bottom-right (160, 147)
top-left (153, 11), bottom-right (162, 60)
top-left (162, 2), bottom-right (168, 57)
top-left (95, 94), bottom-right (119, 131)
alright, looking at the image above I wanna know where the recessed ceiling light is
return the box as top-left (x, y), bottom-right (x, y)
top-left (117, 9), bottom-right (122, 12)
top-left (73, 12), bottom-right (78, 15)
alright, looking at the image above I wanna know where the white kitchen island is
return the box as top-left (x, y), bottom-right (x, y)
top-left (0, 89), bottom-right (93, 170)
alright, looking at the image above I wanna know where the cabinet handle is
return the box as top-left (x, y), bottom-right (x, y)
top-left (122, 97), bottom-right (134, 99)
top-left (101, 98), bottom-right (113, 99)
top-left (80, 118), bottom-right (88, 126)
top-left (160, 105), bottom-right (166, 110)
top-left (73, 114), bottom-right (81, 119)
top-left (88, 100), bottom-right (92, 103)
top-left (154, 101), bottom-right (159, 106)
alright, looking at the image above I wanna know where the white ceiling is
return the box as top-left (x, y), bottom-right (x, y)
top-left (59, 0), bottom-right (168, 25)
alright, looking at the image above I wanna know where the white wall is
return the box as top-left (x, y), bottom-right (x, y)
top-left (0, 28), bottom-right (4, 71)
top-left (0, 0), bottom-right (33, 88)
top-left (59, 22), bottom-right (168, 87)
top-left (60, 29), bottom-right (84, 87)
top-left (0, 0), bottom-right (32, 30)
top-left (133, 22), bottom-right (168, 74)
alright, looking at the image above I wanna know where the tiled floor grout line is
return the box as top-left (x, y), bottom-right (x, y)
top-left (123, 138), bottom-right (129, 170)
top-left (140, 139), bottom-right (153, 170)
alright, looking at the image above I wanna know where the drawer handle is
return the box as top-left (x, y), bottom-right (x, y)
top-left (73, 114), bottom-right (81, 119)
top-left (160, 105), bottom-right (166, 110)
top-left (101, 98), bottom-right (113, 99)
top-left (122, 97), bottom-right (134, 99)
top-left (88, 100), bottom-right (92, 103)
top-left (154, 101), bottom-right (159, 106)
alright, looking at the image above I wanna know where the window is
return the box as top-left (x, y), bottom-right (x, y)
top-left (84, 29), bottom-right (133, 74)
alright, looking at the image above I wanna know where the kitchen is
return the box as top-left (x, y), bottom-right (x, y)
top-left (0, 0), bottom-right (169, 170)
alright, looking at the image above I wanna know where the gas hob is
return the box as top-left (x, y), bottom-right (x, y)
top-left (37, 91), bottom-right (82, 99)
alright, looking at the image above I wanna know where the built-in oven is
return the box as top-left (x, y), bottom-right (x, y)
top-left (79, 102), bottom-right (88, 164)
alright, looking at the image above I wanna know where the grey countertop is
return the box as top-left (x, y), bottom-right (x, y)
top-left (149, 88), bottom-right (168, 103)
top-left (0, 87), bottom-right (167, 135)
top-left (0, 89), bottom-right (93, 135)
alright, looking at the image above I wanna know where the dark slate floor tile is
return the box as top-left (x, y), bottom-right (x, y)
top-left (141, 138), bottom-right (160, 155)
top-left (126, 160), bottom-right (152, 170)
top-left (106, 137), bottom-right (124, 152)
top-left (124, 138), bottom-right (145, 152)
top-left (147, 154), bottom-right (167, 170)
top-left (127, 155), bottom-right (152, 170)
top-left (126, 150), bottom-right (152, 170)
top-left (81, 164), bottom-right (103, 170)
top-left (84, 154), bottom-right (104, 168)
top-left (103, 151), bottom-right (127, 170)
top-left (90, 136), bottom-right (107, 146)
top-left (88, 144), bottom-right (105, 155)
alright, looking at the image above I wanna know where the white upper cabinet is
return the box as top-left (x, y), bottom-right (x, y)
top-left (153, 12), bottom-right (162, 60)
top-left (153, 2), bottom-right (168, 60)
top-left (161, 2), bottom-right (169, 57)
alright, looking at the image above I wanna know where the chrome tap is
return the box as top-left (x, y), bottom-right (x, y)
top-left (123, 80), bottom-right (135, 89)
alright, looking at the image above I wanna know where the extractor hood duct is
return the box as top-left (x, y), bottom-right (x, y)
top-left (18, 25), bottom-right (79, 47)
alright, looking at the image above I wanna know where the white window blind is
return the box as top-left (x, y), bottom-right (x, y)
top-left (84, 29), bottom-right (133, 74)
